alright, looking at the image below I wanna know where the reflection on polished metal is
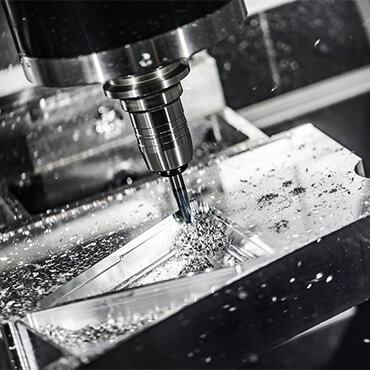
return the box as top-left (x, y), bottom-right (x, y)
top-left (26, 265), bottom-right (244, 362)
top-left (2, 124), bottom-right (370, 365)
top-left (19, 0), bottom-right (247, 87)
top-left (104, 61), bottom-right (193, 174)
top-left (39, 200), bottom-right (272, 308)
top-left (104, 62), bottom-right (189, 100)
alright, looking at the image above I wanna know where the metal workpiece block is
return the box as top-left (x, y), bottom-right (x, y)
top-left (0, 124), bottom-right (368, 318)
top-left (1, 123), bottom-right (370, 367)
top-left (39, 200), bottom-right (273, 308)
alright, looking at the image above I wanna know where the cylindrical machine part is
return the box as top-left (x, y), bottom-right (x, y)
top-left (127, 96), bottom-right (192, 173)
top-left (104, 61), bottom-right (193, 174)
top-left (169, 172), bottom-right (192, 223)
top-left (2, 0), bottom-right (247, 87)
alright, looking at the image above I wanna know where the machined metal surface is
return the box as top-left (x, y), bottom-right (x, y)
top-left (0, 108), bottom-right (253, 322)
top-left (104, 61), bottom-right (193, 174)
top-left (17, 0), bottom-right (247, 87)
top-left (0, 123), bottom-right (368, 322)
top-left (124, 95), bottom-right (193, 173)
top-left (24, 266), bottom-right (248, 364)
top-left (39, 200), bottom-right (272, 308)
top-left (104, 62), bottom-right (190, 100)
top-left (1, 123), bottom-right (369, 368)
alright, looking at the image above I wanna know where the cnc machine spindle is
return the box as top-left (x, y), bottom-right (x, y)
top-left (103, 61), bottom-right (193, 222)
top-left (3, 0), bottom-right (248, 221)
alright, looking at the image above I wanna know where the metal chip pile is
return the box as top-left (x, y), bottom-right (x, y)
top-left (125, 209), bottom-right (236, 288)
top-left (0, 234), bottom-right (126, 322)
top-left (174, 210), bottom-right (233, 276)
top-left (39, 311), bottom-right (163, 355)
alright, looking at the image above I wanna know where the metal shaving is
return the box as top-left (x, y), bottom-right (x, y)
top-left (0, 234), bottom-right (127, 322)
top-left (39, 211), bottom-right (234, 355)
top-left (0, 209), bottom-right (233, 322)
top-left (126, 209), bottom-right (235, 289)
top-left (12, 210), bottom-right (238, 357)
top-left (174, 211), bottom-right (232, 276)
top-left (39, 311), bottom-right (164, 356)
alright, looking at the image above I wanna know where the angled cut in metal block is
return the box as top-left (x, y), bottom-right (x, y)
top-left (40, 201), bottom-right (273, 308)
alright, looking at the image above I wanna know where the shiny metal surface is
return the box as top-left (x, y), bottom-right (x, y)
top-left (0, 124), bottom-right (368, 323)
top-left (105, 61), bottom-right (193, 174)
top-left (120, 84), bottom-right (183, 112)
top-left (39, 200), bottom-right (272, 308)
top-left (245, 0), bottom-right (296, 15)
top-left (24, 199), bottom-right (274, 363)
top-left (19, 0), bottom-right (247, 87)
top-left (15, 118), bottom-right (370, 364)
top-left (128, 98), bottom-right (193, 172)
top-left (0, 108), bottom-right (251, 322)
top-left (1, 121), bottom-right (370, 366)
top-left (25, 265), bottom-right (248, 362)
top-left (104, 62), bottom-right (190, 100)
top-left (169, 173), bottom-right (192, 223)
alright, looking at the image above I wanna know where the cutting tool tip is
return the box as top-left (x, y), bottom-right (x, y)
top-left (169, 173), bottom-right (192, 223)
